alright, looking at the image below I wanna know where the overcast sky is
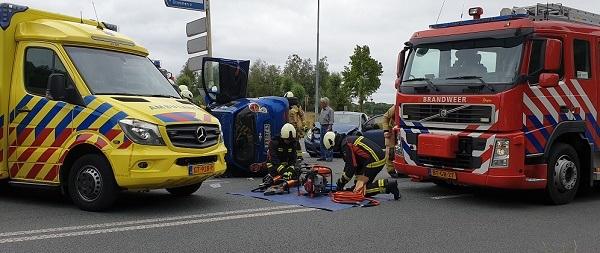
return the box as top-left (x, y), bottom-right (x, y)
top-left (16, 0), bottom-right (599, 103)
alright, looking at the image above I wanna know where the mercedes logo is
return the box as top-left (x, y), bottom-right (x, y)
top-left (439, 109), bottom-right (448, 118)
top-left (196, 126), bottom-right (207, 143)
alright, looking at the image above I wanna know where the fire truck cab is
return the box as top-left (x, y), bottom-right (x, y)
top-left (394, 4), bottom-right (600, 204)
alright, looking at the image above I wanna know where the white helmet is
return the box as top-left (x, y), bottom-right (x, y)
top-left (280, 123), bottom-right (297, 139)
top-left (180, 90), bottom-right (193, 100)
top-left (323, 131), bottom-right (336, 150)
top-left (179, 85), bottom-right (190, 91)
top-left (284, 91), bottom-right (294, 98)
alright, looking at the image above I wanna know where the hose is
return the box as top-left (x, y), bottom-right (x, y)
top-left (330, 191), bottom-right (380, 207)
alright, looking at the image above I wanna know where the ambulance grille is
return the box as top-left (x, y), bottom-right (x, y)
top-left (402, 104), bottom-right (493, 124)
top-left (166, 124), bottom-right (220, 149)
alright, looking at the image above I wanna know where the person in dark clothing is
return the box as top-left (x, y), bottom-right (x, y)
top-left (266, 123), bottom-right (299, 181)
top-left (323, 132), bottom-right (400, 200)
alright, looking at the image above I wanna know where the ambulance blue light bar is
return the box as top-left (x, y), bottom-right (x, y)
top-left (429, 14), bottom-right (529, 29)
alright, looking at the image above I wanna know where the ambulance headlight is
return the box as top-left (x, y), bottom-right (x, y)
top-left (119, 119), bottom-right (165, 146)
top-left (491, 139), bottom-right (509, 167)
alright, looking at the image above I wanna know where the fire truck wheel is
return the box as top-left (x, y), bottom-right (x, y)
top-left (166, 183), bottom-right (202, 196)
top-left (68, 154), bottom-right (119, 211)
top-left (544, 143), bottom-right (580, 205)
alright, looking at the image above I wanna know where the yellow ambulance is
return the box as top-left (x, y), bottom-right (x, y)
top-left (0, 3), bottom-right (227, 211)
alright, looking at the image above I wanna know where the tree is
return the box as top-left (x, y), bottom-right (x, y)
top-left (279, 76), bottom-right (297, 95)
top-left (324, 72), bottom-right (351, 111)
top-left (342, 45), bottom-right (384, 112)
top-left (248, 59), bottom-right (282, 97)
top-left (290, 84), bottom-right (306, 106)
top-left (283, 54), bottom-right (315, 107)
top-left (176, 62), bottom-right (203, 105)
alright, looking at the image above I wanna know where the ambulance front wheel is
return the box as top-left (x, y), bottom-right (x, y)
top-left (68, 154), bottom-right (119, 211)
top-left (166, 183), bottom-right (202, 196)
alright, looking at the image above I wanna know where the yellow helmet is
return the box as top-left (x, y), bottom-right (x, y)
top-left (284, 91), bottom-right (294, 98)
top-left (323, 131), bottom-right (336, 150)
top-left (281, 123), bottom-right (297, 139)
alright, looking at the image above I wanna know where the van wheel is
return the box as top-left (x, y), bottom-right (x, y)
top-left (167, 183), bottom-right (202, 196)
top-left (544, 143), bottom-right (580, 205)
top-left (68, 154), bottom-right (119, 211)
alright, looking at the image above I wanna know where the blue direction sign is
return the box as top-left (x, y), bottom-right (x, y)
top-left (164, 0), bottom-right (205, 11)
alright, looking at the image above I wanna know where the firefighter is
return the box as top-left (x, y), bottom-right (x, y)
top-left (382, 105), bottom-right (404, 178)
top-left (323, 132), bottom-right (400, 200)
top-left (284, 91), bottom-right (305, 158)
top-left (265, 123), bottom-right (299, 181)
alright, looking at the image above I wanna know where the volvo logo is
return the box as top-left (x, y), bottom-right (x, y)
top-left (439, 109), bottom-right (448, 118)
top-left (196, 126), bottom-right (207, 143)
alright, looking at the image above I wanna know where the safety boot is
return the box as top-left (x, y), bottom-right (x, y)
top-left (385, 179), bottom-right (401, 200)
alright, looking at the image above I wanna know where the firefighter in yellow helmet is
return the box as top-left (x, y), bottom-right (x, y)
top-left (323, 131), bottom-right (400, 200)
top-left (382, 105), bottom-right (405, 178)
top-left (284, 91), bottom-right (305, 158)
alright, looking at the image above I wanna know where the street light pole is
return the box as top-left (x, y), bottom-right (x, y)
top-left (314, 0), bottom-right (320, 115)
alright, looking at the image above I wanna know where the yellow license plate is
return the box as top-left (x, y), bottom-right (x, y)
top-left (189, 163), bottom-right (215, 176)
top-left (431, 169), bottom-right (457, 180)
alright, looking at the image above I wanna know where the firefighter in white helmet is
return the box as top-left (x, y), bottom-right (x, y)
top-left (284, 91), bottom-right (305, 158)
top-left (265, 123), bottom-right (299, 181)
top-left (179, 85), bottom-right (194, 100)
top-left (323, 131), bottom-right (400, 200)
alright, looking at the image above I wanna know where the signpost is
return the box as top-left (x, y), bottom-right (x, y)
top-left (165, 0), bottom-right (211, 71)
top-left (164, 0), bottom-right (205, 11)
top-left (186, 17), bottom-right (207, 36)
top-left (187, 36), bottom-right (208, 54)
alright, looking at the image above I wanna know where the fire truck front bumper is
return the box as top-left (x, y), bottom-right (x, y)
top-left (395, 162), bottom-right (547, 189)
top-left (393, 130), bottom-right (547, 190)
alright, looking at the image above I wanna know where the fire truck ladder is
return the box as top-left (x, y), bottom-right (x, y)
top-left (521, 3), bottom-right (600, 27)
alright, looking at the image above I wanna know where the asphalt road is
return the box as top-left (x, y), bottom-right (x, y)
top-left (1, 155), bottom-right (600, 253)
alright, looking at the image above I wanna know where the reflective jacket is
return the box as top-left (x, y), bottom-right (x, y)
top-left (340, 136), bottom-right (385, 183)
top-left (267, 137), bottom-right (297, 176)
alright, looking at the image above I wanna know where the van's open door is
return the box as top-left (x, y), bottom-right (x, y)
top-left (201, 57), bottom-right (250, 105)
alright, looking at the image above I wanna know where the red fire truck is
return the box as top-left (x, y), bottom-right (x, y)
top-left (393, 4), bottom-right (600, 204)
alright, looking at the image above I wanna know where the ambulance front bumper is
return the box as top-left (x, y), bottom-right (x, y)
top-left (109, 142), bottom-right (227, 190)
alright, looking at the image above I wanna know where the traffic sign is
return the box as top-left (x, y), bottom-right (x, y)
top-left (187, 36), bottom-right (208, 54)
top-left (188, 54), bottom-right (208, 71)
top-left (186, 18), bottom-right (207, 37)
top-left (164, 0), bottom-right (205, 11)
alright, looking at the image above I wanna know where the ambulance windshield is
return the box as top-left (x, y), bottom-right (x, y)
top-left (401, 37), bottom-right (523, 93)
top-left (65, 46), bottom-right (181, 98)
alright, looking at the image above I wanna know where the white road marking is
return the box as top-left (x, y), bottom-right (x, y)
top-left (0, 207), bottom-right (316, 244)
top-left (0, 205), bottom-right (299, 238)
top-left (431, 194), bottom-right (472, 200)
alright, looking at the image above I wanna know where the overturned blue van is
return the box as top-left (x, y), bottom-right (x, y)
top-left (201, 57), bottom-right (288, 173)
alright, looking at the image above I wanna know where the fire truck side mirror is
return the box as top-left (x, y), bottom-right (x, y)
top-left (395, 44), bottom-right (411, 89)
top-left (544, 39), bottom-right (562, 72)
top-left (539, 73), bottom-right (559, 88)
top-left (395, 52), bottom-right (405, 89)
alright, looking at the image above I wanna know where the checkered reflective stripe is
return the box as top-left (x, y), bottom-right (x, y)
top-left (522, 79), bottom-right (599, 155)
top-left (7, 95), bottom-right (129, 182)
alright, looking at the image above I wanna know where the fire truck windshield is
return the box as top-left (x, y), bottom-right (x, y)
top-left (401, 37), bottom-right (524, 94)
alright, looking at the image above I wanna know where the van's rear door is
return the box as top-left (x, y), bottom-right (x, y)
top-left (201, 57), bottom-right (250, 105)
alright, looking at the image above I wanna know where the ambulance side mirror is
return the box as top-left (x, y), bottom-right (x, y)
top-left (544, 39), bottom-right (562, 72)
top-left (47, 73), bottom-right (67, 101)
top-left (539, 73), bottom-right (559, 88)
